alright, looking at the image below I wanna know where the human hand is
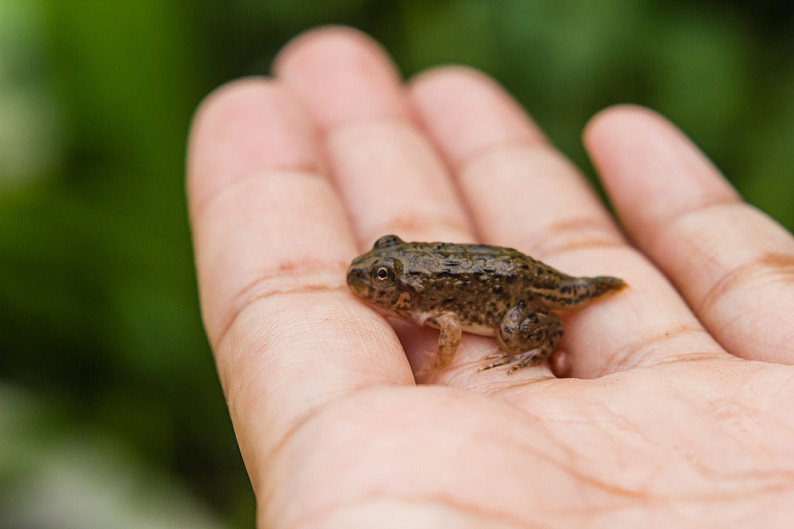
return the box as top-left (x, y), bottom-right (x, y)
top-left (186, 27), bottom-right (794, 528)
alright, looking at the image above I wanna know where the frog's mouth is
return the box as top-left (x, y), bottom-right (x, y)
top-left (346, 264), bottom-right (398, 317)
top-left (346, 265), bottom-right (370, 297)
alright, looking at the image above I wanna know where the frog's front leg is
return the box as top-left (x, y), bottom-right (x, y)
top-left (425, 312), bottom-right (462, 370)
top-left (483, 300), bottom-right (563, 374)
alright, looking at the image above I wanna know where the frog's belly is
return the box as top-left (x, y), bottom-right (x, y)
top-left (459, 322), bottom-right (496, 337)
top-left (412, 311), bottom-right (496, 337)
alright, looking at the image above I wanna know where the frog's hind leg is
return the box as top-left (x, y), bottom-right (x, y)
top-left (482, 304), bottom-right (563, 374)
top-left (416, 312), bottom-right (462, 375)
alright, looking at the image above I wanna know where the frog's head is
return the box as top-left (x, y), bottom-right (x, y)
top-left (346, 235), bottom-right (416, 315)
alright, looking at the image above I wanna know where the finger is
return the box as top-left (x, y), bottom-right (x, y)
top-left (585, 105), bottom-right (794, 364)
top-left (274, 26), bottom-right (471, 246)
top-left (409, 68), bottom-right (729, 379)
top-left (187, 79), bottom-right (412, 488)
top-left (274, 28), bottom-right (552, 384)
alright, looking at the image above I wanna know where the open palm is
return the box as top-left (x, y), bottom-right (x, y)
top-left (187, 27), bottom-right (794, 528)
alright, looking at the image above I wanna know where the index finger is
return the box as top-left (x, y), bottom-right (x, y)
top-left (186, 79), bottom-right (412, 486)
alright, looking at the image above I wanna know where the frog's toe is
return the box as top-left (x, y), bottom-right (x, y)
top-left (482, 348), bottom-right (550, 374)
top-left (480, 354), bottom-right (520, 371)
top-left (507, 360), bottom-right (536, 375)
top-left (506, 350), bottom-right (548, 374)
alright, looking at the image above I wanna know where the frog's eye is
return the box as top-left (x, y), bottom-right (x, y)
top-left (373, 234), bottom-right (403, 250)
top-left (371, 264), bottom-right (395, 282)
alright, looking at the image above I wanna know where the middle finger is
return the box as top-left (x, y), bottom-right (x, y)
top-left (275, 28), bottom-right (471, 247)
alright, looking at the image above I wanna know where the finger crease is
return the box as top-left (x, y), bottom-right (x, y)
top-left (518, 216), bottom-right (626, 260)
top-left (644, 197), bottom-right (743, 251)
top-left (321, 114), bottom-right (418, 141)
top-left (213, 260), bottom-right (349, 350)
top-left (697, 252), bottom-right (794, 316)
top-left (190, 166), bottom-right (327, 220)
top-left (452, 137), bottom-right (549, 175)
top-left (605, 323), bottom-right (714, 374)
top-left (362, 214), bottom-right (472, 244)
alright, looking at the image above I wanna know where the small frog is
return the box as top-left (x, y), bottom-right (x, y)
top-left (346, 235), bottom-right (627, 374)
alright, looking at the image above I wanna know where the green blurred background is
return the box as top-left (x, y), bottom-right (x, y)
top-left (1, 1), bottom-right (792, 527)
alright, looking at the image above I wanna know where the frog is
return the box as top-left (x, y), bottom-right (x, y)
top-left (346, 234), bottom-right (627, 374)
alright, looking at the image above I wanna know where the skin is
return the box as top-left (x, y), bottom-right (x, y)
top-left (187, 27), bottom-right (794, 529)
top-left (346, 234), bottom-right (626, 372)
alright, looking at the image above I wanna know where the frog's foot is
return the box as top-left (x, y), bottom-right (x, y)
top-left (505, 348), bottom-right (550, 374)
top-left (480, 352), bottom-right (521, 371)
top-left (483, 305), bottom-right (563, 374)
top-left (480, 348), bottom-right (547, 374)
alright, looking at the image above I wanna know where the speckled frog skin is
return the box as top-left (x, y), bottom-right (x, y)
top-left (346, 235), bottom-right (627, 373)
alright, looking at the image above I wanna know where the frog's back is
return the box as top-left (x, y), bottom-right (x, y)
top-left (401, 241), bottom-right (623, 311)
top-left (409, 241), bottom-right (565, 284)
top-left (401, 241), bottom-right (565, 302)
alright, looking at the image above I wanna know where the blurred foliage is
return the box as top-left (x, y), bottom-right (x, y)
top-left (0, 0), bottom-right (792, 527)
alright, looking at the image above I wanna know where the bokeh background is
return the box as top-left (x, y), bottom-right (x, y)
top-left (1, 1), bottom-right (792, 527)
